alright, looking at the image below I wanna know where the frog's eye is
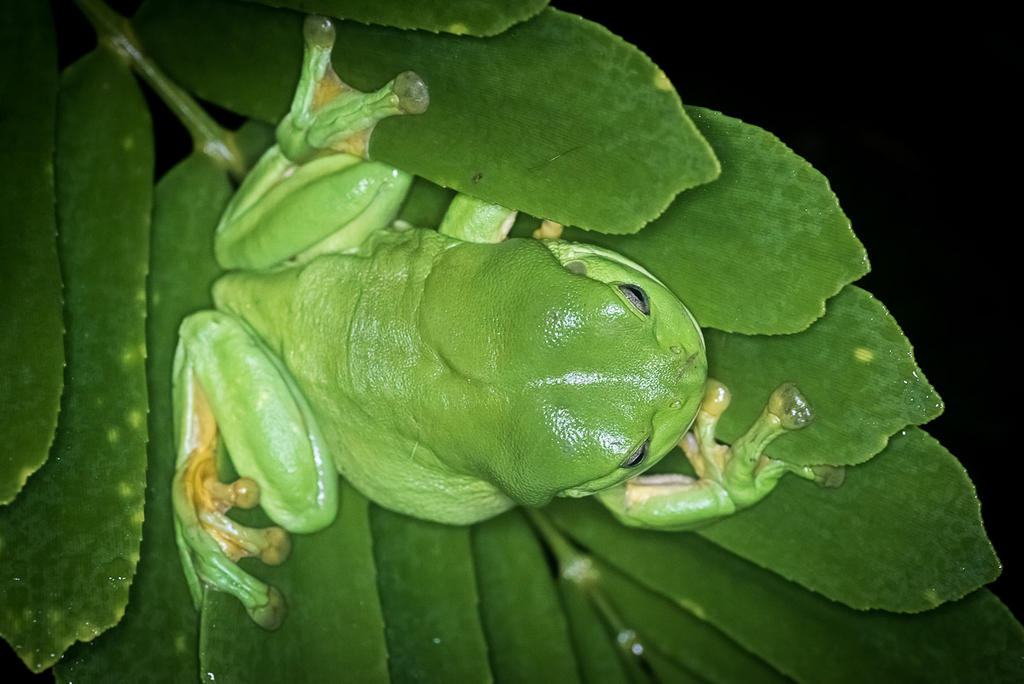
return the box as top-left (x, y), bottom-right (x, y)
top-left (618, 284), bottom-right (650, 316)
top-left (620, 439), bottom-right (650, 468)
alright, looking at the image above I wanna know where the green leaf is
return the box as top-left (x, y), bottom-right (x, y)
top-left (241, 0), bottom-right (549, 36)
top-left (0, 0), bottom-right (63, 504)
top-left (370, 507), bottom-right (491, 682)
top-left (54, 153), bottom-right (231, 683)
top-left (199, 481), bottom-right (389, 683)
top-left (0, 49), bottom-right (152, 672)
top-left (547, 498), bottom-right (1024, 683)
top-left (697, 428), bottom-right (1001, 612)
top-left (595, 561), bottom-right (790, 683)
top-left (472, 510), bottom-right (580, 683)
top-left (134, 0), bottom-right (719, 233)
top-left (557, 578), bottom-right (632, 683)
top-left (706, 285), bottom-right (942, 466)
top-left (555, 106), bottom-right (869, 334)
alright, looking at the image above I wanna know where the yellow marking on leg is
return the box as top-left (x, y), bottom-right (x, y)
top-left (181, 378), bottom-right (290, 564)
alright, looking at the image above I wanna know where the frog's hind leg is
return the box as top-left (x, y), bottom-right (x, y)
top-left (598, 380), bottom-right (843, 530)
top-left (172, 311), bottom-right (338, 629)
top-left (213, 16), bottom-right (430, 271)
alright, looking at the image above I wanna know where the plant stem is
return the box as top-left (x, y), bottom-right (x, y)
top-left (524, 509), bottom-right (655, 668)
top-left (73, 0), bottom-right (246, 178)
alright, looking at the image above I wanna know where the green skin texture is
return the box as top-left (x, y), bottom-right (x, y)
top-left (208, 213), bottom-right (707, 522)
top-left (172, 16), bottom-right (815, 628)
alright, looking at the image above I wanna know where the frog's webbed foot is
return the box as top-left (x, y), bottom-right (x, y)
top-left (172, 380), bottom-right (290, 628)
top-left (277, 15), bottom-right (428, 163)
top-left (172, 311), bottom-right (339, 630)
top-left (598, 380), bottom-right (842, 530)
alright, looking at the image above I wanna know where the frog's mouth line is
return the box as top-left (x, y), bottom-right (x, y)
top-left (559, 456), bottom-right (659, 499)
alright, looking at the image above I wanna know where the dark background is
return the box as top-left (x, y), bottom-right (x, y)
top-left (6, 1), bottom-right (1020, 679)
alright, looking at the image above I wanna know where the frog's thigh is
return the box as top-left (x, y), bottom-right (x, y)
top-left (175, 310), bottom-right (338, 532)
top-left (214, 151), bottom-right (413, 270)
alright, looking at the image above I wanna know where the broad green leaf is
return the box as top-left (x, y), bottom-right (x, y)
top-left (547, 499), bottom-right (1024, 683)
top-left (556, 107), bottom-right (869, 334)
top-left (54, 153), bottom-right (231, 683)
top-left (472, 510), bottom-right (580, 683)
top-left (0, 49), bottom-right (152, 672)
top-left (697, 428), bottom-right (1000, 612)
top-left (134, 0), bottom-right (720, 233)
top-left (200, 481), bottom-right (389, 683)
top-left (706, 285), bottom-right (942, 466)
top-left (370, 506), bottom-right (491, 683)
top-left (0, 0), bottom-right (63, 504)
top-left (242, 0), bottom-right (548, 36)
top-left (595, 561), bottom-right (790, 683)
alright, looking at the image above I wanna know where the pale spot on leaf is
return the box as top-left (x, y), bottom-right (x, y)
top-left (854, 347), bottom-right (874, 362)
top-left (653, 69), bottom-right (672, 91)
top-left (677, 598), bottom-right (706, 619)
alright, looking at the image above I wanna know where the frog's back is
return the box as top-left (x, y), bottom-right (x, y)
top-left (212, 227), bottom-right (516, 523)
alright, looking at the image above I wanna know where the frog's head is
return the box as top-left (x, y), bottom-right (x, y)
top-left (419, 236), bottom-right (707, 507)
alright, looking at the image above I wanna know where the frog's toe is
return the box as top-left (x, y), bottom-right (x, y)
top-left (392, 71), bottom-right (429, 114)
top-left (206, 474), bottom-right (261, 509)
top-left (198, 506), bottom-right (292, 566)
top-left (810, 464), bottom-right (846, 488)
top-left (249, 586), bottom-right (287, 631)
top-left (767, 382), bottom-right (814, 430)
top-left (259, 526), bottom-right (292, 566)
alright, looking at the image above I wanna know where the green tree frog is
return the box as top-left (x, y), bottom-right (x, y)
top-left (173, 16), bottom-right (826, 630)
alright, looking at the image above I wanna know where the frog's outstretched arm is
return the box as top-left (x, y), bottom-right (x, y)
top-left (172, 312), bottom-right (338, 628)
top-left (597, 380), bottom-right (842, 530)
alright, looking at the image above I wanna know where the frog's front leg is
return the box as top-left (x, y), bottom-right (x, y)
top-left (172, 311), bottom-right (338, 629)
top-left (598, 380), bottom-right (841, 530)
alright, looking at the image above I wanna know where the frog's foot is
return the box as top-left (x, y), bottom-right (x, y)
top-left (172, 377), bottom-right (291, 629)
top-left (277, 15), bottom-right (429, 163)
top-left (598, 380), bottom-right (840, 530)
top-left (172, 311), bottom-right (338, 630)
